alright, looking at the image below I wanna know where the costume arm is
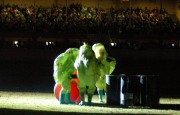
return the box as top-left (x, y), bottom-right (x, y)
top-left (107, 56), bottom-right (116, 74)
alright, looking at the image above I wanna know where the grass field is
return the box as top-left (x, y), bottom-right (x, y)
top-left (0, 91), bottom-right (179, 115)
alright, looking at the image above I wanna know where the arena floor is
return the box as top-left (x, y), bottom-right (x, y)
top-left (0, 91), bottom-right (180, 115)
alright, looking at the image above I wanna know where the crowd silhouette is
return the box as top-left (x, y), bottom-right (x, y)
top-left (0, 3), bottom-right (179, 49)
top-left (0, 3), bottom-right (178, 35)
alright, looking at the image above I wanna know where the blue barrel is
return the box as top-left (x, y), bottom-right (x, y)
top-left (106, 74), bottom-right (159, 107)
top-left (138, 75), bottom-right (159, 106)
top-left (120, 75), bottom-right (141, 106)
top-left (106, 75), bottom-right (122, 105)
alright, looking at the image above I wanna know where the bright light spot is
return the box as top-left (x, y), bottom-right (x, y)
top-left (172, 43), bottom-right (175, 47)
top-left (46, 42), bottom-right (55, 46)
top-left (46, 41), bottom-right (48, 46)
top-left (52, 42), bottom-right (55, 45)
top-left (13, 41), bottom-right (19, 47)
top-left (110, 42), bottom-right (116, 46)
top-left (14, 41), bottom-right (18, 44)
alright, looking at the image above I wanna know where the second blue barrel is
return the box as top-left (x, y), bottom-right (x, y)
top-left (106, 74), bottom-right (159, 107)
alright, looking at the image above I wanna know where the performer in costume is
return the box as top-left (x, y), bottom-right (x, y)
top-left (74, 43), bottom-right (100, 106)
top-left (92, 43), bottom-right (116, 102)
top-left (53, 48), bottom-right (79, 104)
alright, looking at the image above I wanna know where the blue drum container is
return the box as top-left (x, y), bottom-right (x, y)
top-left (106, 74), bottom-right (159, 107)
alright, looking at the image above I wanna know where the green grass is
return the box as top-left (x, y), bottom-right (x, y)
top-left (0, 91), bottom-right (179, 115)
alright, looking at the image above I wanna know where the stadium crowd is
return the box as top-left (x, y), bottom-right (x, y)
top-left (0, 3), bottom-right (178, 35)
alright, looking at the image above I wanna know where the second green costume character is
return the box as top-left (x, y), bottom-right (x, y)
top-left (53, 48), bottom-right (79, 104)
top-left (74, 43), bottom-right (101, 106)
top-left (92, 43), bottom-right (116, 102)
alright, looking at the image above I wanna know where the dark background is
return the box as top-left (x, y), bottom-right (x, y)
top-left (0, 44), bottom-right (179, 98)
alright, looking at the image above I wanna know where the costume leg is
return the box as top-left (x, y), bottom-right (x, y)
top-left (79, 92), bottom-right (85, 105)
top-left (103, 77), bottom-right (107, 99)
top-left (87, 85), bottom-right (96, 106)
top-left (78, 82), bottom-right (86, 105)
top-left (96, 78), bottom-right (104, 102)
top-left (65, 93), bottom-right (75, 104)
top-left (61, 78), bottom-right (74, 104)
top-left (88, 93), bottom-right (93, 106)
top-left (59, 88), bottom-right (65, 104)
top-left (97, 89), bottom-right (103, 102)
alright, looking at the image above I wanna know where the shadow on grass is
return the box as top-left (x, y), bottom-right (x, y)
top-left (0, 102), bottom-right (179, 115)
top-left (150, 104), bottom-right (180, 110)
top-left (0, 108), bottom-right (165, 115)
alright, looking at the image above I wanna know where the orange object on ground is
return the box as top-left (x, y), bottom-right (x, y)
top-left (54, 78), bottom-right (80, 103)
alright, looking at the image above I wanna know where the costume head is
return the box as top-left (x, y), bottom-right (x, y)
top-left (80, 43), bottom-right (94, 58)
top-left (75, 43), bottom-right (96, 68)
top-left (53, 48), bottom-right (79, 84)
top-left (64, 48), bottom-right (79, 61)
top-left (92, 43), bottom-right (108, 61)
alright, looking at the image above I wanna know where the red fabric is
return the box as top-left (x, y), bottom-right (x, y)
top-left (54, 78), bottom-right (80, 103)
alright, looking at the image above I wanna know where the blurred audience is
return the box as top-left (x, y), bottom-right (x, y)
top-left (0, 3), bottom-right (178, 35)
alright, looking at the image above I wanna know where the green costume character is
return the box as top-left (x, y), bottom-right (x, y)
top-left (92, 43), bottom-right (116, 102)
top-left (53, 48), bottom-right (79, 104)
top-left (74, 43), bottom-right (100, 106)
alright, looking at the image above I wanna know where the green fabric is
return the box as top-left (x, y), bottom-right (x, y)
top-left (53, 48), bottom-right (79, 84)
top-left (53, 48), bottom-right (79, 105)
top-left (93, 43), bottom-right (116, 92)
top-left (74, 44), bottom-right (100, 94)
top-left (92, 43), bottom-right (108, 61)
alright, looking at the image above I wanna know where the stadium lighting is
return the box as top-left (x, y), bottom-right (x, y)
top-left (13, 41), bottom-right (19, 47)
top-left (110, 42), bottom-right (116, 47)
